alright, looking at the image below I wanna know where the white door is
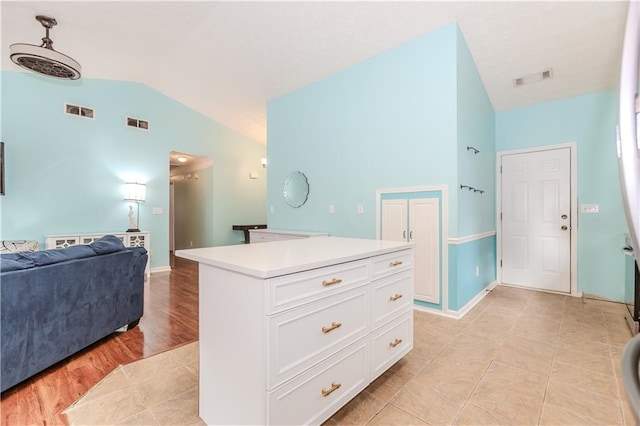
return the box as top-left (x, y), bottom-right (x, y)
top-left (381, 198), bottom-right (440, 304)
top-left (381, 200), bottom-right (407, 242)
top-left (501, 148), bottom-right (571, 292)
top-left (410, 198), bottom-right (440, 304)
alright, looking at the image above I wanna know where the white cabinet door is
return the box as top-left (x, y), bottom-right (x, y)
top-left (381, 198), bottom-right (440, 304)
top-left (381, 200), bottom-right (407, 242)
top-left (410, 198), bottom-right (440, 304)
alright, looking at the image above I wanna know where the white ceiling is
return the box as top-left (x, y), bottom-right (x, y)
top-left (1, 1), bottom-right (629, 145)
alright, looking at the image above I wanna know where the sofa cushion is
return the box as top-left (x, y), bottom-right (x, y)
top-left (90, 235), bottom-right (126, 255)
top-left (0, 257), bottom-right (35, 272)
top-left (19, 245), bottom-right (96, 266)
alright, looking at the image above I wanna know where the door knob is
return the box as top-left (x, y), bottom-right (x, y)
top-left (561, 214), bottom-right (568, 219)
top-left (561, 225), bottom-right (568, 231)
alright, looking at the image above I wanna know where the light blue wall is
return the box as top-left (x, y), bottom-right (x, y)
top-left (455, 26), bottom-right (496, 237)
top-left (267, 23), bottom-right (458, 238)
top-left (495, 90), bottom-right (626, 301)
top-left (449, 236), bottom-right (497, 310)
top-left (0, 71), bottom-right (266, 269)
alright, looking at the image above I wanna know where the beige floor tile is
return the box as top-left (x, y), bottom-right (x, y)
top-left (453, 402), bottom-right (523, 425)
top-left (367, 404), bottom-right (428, 425)
top-left (413, 356), bottom-right (489, 400)
top-left (466, 380), bottom-right (543, 425)
top-left (366, 365), bottom-right (414, 402)
top-left (327, 390), bottom-right (386, 425)
top-left (114, 409), bottom-right (160, 425)
top-left (556, 336), bottom-right (612, 358)
top-left (123, 349), bottom-right (183, 383)
top-left (171, 341), bottom-right (199, 369)
top-left (618, 377), bottom-right (637, 426)
top-left (135, 365), bottom-right (198, 408)
top-left (494, 336), bottom-right (554, 376)
top-left (64, 383), bottom-right (147, 426)
top-left (544, 379), bottom-right (623, 425)
top-left (549, 360), bottom-right (619, 399)
top-left (539, 401), bottom-right (611, 425)
top-left (147, 387), bottom-right (204, 425)
top-left (480, 361), bottom-right (548, 397)
top-left (391, 385), bottom-right (464, 425)
top-left (553, 346), bottom-right (616, 377)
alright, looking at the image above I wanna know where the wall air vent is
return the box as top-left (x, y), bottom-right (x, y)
top-left (513, 68), bottom-right (553, 88)
top-left (126, 117), bottom-right (149, 130)
top-left (65, 103), bottom-right (94, 119)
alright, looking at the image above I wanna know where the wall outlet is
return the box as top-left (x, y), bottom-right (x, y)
top-left (190, 241), bottom-right (193, 247)
top-left (270, 205), bottom-right (275, 214)
top-left (357, 204), bottom-right (364, 214)
top-left (581, 203), bottom-right (600, 214)
top-left (476, 266), bottom-right (480, 277)
top-left (329, 204), bottom-right (335, 214)
top-left (152, 207), bottom-right (163, 215)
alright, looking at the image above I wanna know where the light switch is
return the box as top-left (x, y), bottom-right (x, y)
top-left (329, 204), bottom-right (335, 214)
top-left (270, 205), bottom-right (275, 214)
top-left (357, 204), bottom-right (364, 214)
top-left (152, 207), bottom-right (163, 215)
top-left (581, 203), bottom-right (600, 214)
top-left (249, 172), bottom-right (259, 179)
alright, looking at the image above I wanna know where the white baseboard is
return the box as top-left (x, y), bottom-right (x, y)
top-left (419, 281), bottom-right (497, 320)
top-left (151, 266), bottom-right (172, 274)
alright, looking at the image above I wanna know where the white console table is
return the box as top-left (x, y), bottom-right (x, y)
top-left (176, 237), bottom-right (414, 425)
top-left (45, 232), bottom-right (151, 276)
top-left (248, 229), bottom-right (328, 243)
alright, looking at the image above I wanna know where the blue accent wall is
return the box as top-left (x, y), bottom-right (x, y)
top-left (0, 71), bottom-right (266, 269)
top-left (450, 235), bottom-right (497, 310)
top-left (267, 23), bottom-right (458, 238)
top-left (495, 90), bottom-right (625, 301)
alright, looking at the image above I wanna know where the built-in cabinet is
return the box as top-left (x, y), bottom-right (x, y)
top-left (176, 237), bottom-right (413, 425)
top-left (45, 232), bottom-right (151, 276)
top-left (381, 198), bottom-right (440, 304)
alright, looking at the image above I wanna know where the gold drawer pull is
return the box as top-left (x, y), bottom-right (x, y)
top-left (322, 278), bottom-right (343, 287)
top-left (389, 261), bottom-right (403, 267)
top-left (389, 293), bottom-right (403, 302)
top-left (322, 322), bottom-right (342, 334)
top-left (389, 338), bottom-right (403, 348)
top-left (321, 382), bottom-right (342, 397)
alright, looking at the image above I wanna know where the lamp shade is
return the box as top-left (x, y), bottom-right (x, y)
top-left (124, 182), bottom-right (146, 203)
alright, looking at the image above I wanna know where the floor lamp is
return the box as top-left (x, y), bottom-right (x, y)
top-left (124, 182), bottom-right (146, 232)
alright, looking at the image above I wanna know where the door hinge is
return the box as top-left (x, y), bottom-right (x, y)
top-left (500, 165), bottom-right (502, 173)
top-left (500, 260), bottom-right (502, 267)
top-left (500, 212), bottom-right (502, 220)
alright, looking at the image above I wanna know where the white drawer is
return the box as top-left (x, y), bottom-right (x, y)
top-left (268, 287), bottom-right (369, 388)
top-left (371, 249), bottom-right (413, 280)
top-left (371, 270), bottom-right (413, 330)
top-left (370, 310), bottom-right (413, 380)
top-left (268, 339), bottom-right (369, 426)
top-left (251, 233), bottom-right (281, 243)
top-left (267, 259), bottom-right (369, 314)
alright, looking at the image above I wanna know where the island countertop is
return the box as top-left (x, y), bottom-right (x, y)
top-left (175, 236), bottom-right (413, 279)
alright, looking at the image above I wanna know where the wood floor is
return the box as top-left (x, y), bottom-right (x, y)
top-left (1, 256), bottom-right (199, 425)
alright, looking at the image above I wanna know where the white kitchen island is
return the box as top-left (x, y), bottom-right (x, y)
top-left (176, 237), bottom-right (414, 425)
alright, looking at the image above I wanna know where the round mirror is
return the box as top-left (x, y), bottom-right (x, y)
top-left (283, 171), bottom-right (309, 208)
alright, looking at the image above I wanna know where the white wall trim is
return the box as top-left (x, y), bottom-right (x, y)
top-left (448, 231), bottom-right (496, 245)
top-left (151, 266), bottom-right (172, 274)
top-left (413, 304), bottom-right (459, 319)
top-left (496, 142), bottom-right (578, 296)
top-left (376, 185), bottom-right (449, 315)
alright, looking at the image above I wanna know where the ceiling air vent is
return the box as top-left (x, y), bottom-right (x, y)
top-left (126, 117), bottom-right (149, 130)
top-left (65, 103), bottom-right (94, 119)
top-left (513, 68), bottom-right (553, 88)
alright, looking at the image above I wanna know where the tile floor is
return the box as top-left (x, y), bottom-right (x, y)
top-left (64, 285), bottom-right (636, 425)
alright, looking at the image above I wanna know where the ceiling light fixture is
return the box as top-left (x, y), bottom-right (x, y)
top-left (177, 157), bottom-right (188, 163)
top-left (9, 15), bottom-right (81, 80)
top-left (513, 68), bottom-right (552, 88)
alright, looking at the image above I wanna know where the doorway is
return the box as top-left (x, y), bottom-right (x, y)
top-left (498, 144), bottom-right (577, 294)
top-left (169, 151), bottom-right (213, 268)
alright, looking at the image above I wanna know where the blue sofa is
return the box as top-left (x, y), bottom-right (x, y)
top-left (0, 235), bottom-right (148, 392)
